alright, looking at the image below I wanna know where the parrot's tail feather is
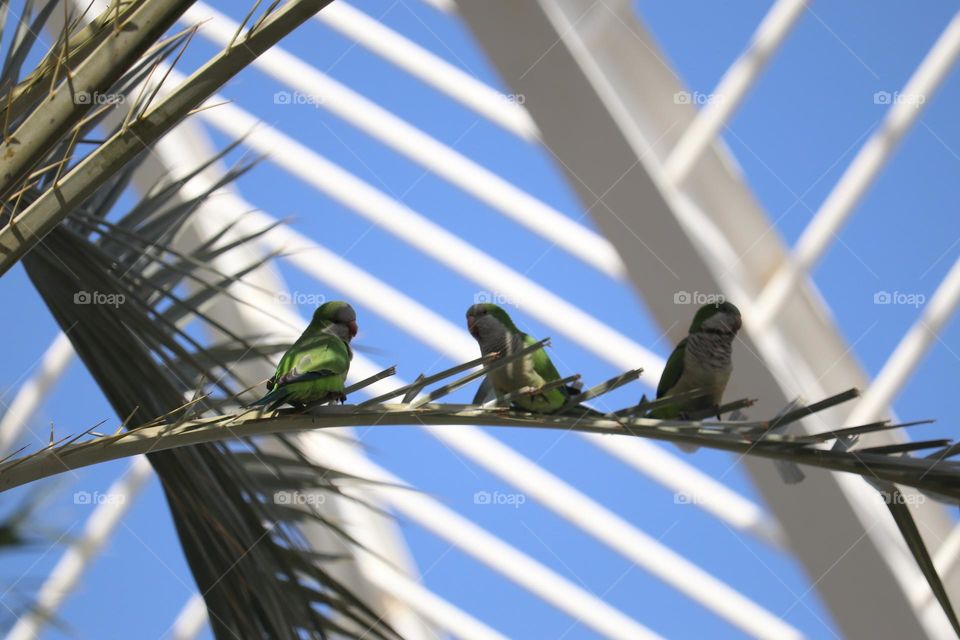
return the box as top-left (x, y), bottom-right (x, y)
top-left (247, 387), bottom-right (288, 411)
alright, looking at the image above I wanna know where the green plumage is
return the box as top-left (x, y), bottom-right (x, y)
top-left (648, 302), bottom-right (741, 420)
top-left (513, 333), bottom-right (568, 412)
top-left (467, 303), bottom-right (569, 413)
top-left (252, 301), bottom-right (356, 411)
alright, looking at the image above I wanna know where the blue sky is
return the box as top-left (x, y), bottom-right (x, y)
top-left (2, 1), bottom-right (960, 638)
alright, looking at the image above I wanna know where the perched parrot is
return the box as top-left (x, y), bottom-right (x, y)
top-left (466, 303), bottom-right (571, 413)
top-left (251, 301), bottom-right (358, 411)
top-left (649, 301), bottom-right (742, 420)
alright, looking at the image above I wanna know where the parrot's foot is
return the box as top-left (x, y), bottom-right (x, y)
top-left (713, 404), bottom-right (723, 420)
top-left (337, 392), bottom-right (347, 404)
top-left (678, 411), bottom-right (691, 421)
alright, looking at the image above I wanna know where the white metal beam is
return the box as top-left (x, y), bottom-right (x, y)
top-left (153, 113), bottom-right (788, 629)
top-left (148, 125), bottom-right (439, 640)
top-left (6, 457), bottom-right (153, 640)
top-left (663, 0), bottom-right (807, 186)
top-left (301, 430), bottom-right (663, 640)
top-left (0, 332), bottom-right (73, 455)
top-left (315, 2), bottom-right (537, 140)
top-left (168, 551), bottom-right (512, 640)
top-left (184, 89), bottom-right (662, 372)
top-left (189, 187), bottom-right (780, 546)
top-left (752, 12), bottom-right (960, 331)
top-left (847, 257), bottom-right (960, 426)
top-left (455, 1), bottom-right (958, 637)
top-left (347, 354), bottom-right (799, 639)
top-left (184, 2), bottom-right (621, 278)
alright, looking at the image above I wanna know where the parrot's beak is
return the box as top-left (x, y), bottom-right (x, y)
top-left (348, 321), bottom-right (359, 338)
top-left (466, 315), bottom-right (478, 337)
top-left (731, 315), bottom-right (742, 332)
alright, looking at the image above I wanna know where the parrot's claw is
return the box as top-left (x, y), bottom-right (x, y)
top-left (337, 392), bottom-right (347, 404)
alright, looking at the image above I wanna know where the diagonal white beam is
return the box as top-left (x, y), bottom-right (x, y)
top-left (847, 257), bottom-right (960, 426)
top-left (751, 11), bottom-right (960, 331)
top-left (170, 594), bottom-right (208, 640)
top-left (455, 1), bottom-right (959, 636)
top-left (199, 189), bottom-right (780, 546)
top-left (301, 429), bottom-right (663, 640)
top-left (0, 332), bottom-right (73, 455)
top-left (172, 161), bottom-right (787, 633)
top-left (188, 96), bottom-right (658, 372)
top-left (315, 2), bottom-right (537, 140)
top-left (418, 0), bottom-right (456, 14)
top-left (6, 457), bottom-right (153, 640)
top-left (7, 344), bottom-right (510, 640)
top-left (345, 354), bottom-right (799, 639)
top-left (169, 553), bottom-right (510, 640)
top-left (184, 3), bottom-right (621, 278)
top-left (663, 0), bottom-right (807, 186)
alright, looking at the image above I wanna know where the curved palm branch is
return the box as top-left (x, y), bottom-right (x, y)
top-left (14, 142), bottom-right (400, 638)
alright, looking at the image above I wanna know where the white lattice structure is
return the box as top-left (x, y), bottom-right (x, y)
top-left (6, 1), bottom-right (960, 638)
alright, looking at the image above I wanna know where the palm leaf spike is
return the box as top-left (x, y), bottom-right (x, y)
top-left (0, 0), bottom-right (195, 200)
top-left (0, 0), bottom-right (337, 278)
top-left (762, 398), bottom-right (807, 485)
top-left (408, 338), bottom-right (551, 408)
top-left (562, 368), bottom-right (643, 411)
top-left (14, 144), bottom-right (401, 637)
top-left (6, 387), bottom-right (960, 498)
top-left (357, 352), bottom-right (499, 407)
top-left (613, 387), bottom-right (712, 417)
top-left (867, 479), bottom-right (960, 637)
top-left (494, 374), bottom-right (582, 409)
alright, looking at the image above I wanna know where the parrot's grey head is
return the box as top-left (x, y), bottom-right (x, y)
top-left (466, 303), bottom-right (519, 347)
top-left (689, 301), bottom-right (742, 335)
top-left (313, 301), bottom-right (358, 342)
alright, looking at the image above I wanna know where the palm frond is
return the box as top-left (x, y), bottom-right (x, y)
top-left (12, 142), bottom-right (400, 638)
top-left (5, 352), bottom-right (959, 634)
top-left (0, 0), bottom-right (334, 278)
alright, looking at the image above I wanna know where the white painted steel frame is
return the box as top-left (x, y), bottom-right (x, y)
top-left (455, 0), bottom-right (960, 637)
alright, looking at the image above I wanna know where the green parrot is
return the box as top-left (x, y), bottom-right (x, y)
top-left (251, 301), bottom-right (358, 411)
top-left (466, 302), bottom-right (571, 413)
top-left (648, 301), bottom-right (742, 420)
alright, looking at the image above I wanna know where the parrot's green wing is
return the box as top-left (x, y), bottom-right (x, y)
top-left (523, 333), bottom-right (561, 384)
top-left (255, 333), bottom-right (350, 409)
top-left (273, 333), bottom-right (349, 385)
top-left (656, 337), bottom-right (687, 398)
top-left (508, 333), bottom-right (568, 413)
